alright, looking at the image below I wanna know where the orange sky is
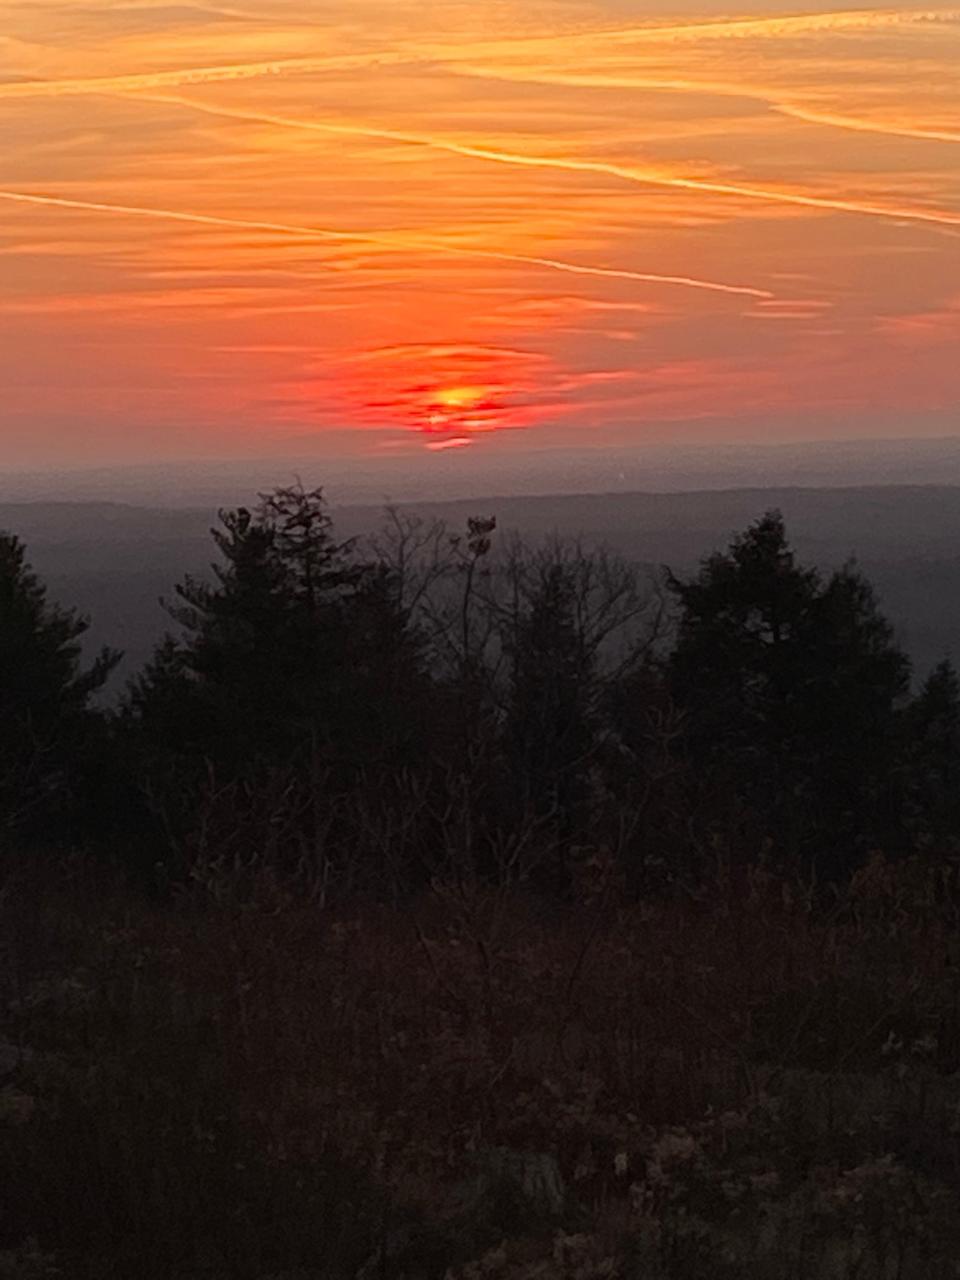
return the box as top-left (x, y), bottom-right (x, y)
top-left (2, 0), bottom-right (959, 466)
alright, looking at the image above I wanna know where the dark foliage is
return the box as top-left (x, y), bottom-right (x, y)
top-left (3, 495), bottom-right (960, 893)
top-left (9, 496), bottom-right (960, 1275)
top-left (0, 532), bottom-right (120, 845)
top-left (898, 658), bottom-right (960, 850)
top-left (666, 511), bottom-right (912, 878)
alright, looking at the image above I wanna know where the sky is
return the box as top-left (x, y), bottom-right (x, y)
top-left (1, 0), bottom-right (959, 468)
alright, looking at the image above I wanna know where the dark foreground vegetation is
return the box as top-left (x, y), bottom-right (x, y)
top-left (4, 486), bottom-right (960, 1277)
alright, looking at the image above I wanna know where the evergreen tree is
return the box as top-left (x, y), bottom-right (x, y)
top-left (504, 560), bottom-right (595, 829)
top-left (339, 561), bottom-right (433, 765)
top-left (139, 486), bottom-right (367, 767)
top-left (667, 511), bottom-right (910, 874)
top-left (125, 486), bottom-right (432, 876)
top-left (0, 532), bottom-right (119, 837)
top-left (900, 658), bottom-right (960, 850)
top-left (163, 505), bottom-right (294, 762)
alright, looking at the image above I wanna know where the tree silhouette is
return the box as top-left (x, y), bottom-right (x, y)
top-left (113, 499), bottom-right (960, 892)
top-left (899, 658), bottom-right (960, 850)
top-left (138, 486), bottom-right (367, 765)
top-left (126, 486), bottom-right (431, 880)
top-left (504, 560), bottom-right (595, 832)
top-left (0, 532), bottom-right (120, 837)
top-left (667, 511), bottom-right (910, 875)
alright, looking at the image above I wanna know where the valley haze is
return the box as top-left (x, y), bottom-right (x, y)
top-left (5, 446), bottom-right (960, 693)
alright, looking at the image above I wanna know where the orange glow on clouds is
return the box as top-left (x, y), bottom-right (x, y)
top-left (1, 0), bottom-right (959, 465)
top-left (325, 344), bottom-right (559, 443)
top-left (426, 437), bottom-right (474, 451)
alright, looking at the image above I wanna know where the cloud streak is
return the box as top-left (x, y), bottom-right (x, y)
top-left (4, 0), bottom-right (959, 460)
top-left (0, 53), bottom-right (416, 101)
top-left (123, 93), bottom-right (960, 232)
top-left (0, 188), bottom-right (774, 298)
top-left (9, 6), bottom-right (952, 105)
top-left (458, 64), bottom-right (960, 148)
top-left (775, 102), bottom-right (960, 145)
top-left (584, 7), bottom-right (960, 42)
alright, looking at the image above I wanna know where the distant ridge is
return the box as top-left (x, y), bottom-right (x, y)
top-left (3, 483), bottom-right (960, 693)
top-left (7, 433), bottom-right (960, 508)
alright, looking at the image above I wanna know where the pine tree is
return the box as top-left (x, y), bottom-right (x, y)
top-left (140, 486), bottom-right (367, 766)
top-left (900, 658), bottom-right (960, 849)
top-left (162, 505), bottom-right (294, 761)
top-left (667, 511), bottom-right (910, 874)
top-left (505, 561), bottom-right (595, 828)
top-left (126, 486), bottom-right (433, 875)
top-left (0, 532), bottom-right (120, 836)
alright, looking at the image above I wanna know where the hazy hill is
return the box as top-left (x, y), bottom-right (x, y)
top-left (7, 434), bottom-right (960, 508)
top-left (4, 485), bottom-right (960, 692)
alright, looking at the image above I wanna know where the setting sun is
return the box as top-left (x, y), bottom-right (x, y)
top-left (1, 0), bottom-right (958, 464)
top-left (435, 387), bottom-right (485, 411)
top-left (427, 386), bottom-right (497, 434)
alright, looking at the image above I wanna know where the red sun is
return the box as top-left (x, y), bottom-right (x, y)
top-left (329, 343), bottom-right (555, 448)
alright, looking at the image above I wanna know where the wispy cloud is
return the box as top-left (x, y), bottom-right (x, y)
top-left (106, 93), bottom-right (960, 233)
top-left (0, 52), bottom-right (420, 100)
top-left (3, 0), bottom-right (959, 460)
top-left (0, 189), bottom-right (774, 297)
top-left (776, 102), bottom-right (960, 145)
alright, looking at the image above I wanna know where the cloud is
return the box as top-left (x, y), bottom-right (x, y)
top-left (0, 189), bottom-right (774, 298)
top-left (585, 8), bottom-right (960, 43)
top-left (31, 5), bottom-right (256, 38)
top-left (876, 297), bottom-right (960, 342)
top-left (0, 53), bottom-right (418, 101)
top-left (113, 92), bottom-right (960, 233)
top-left (426, 436), bottom-right (473, 449)
top-left (340, 342), bottom-right (550, 364)
top-left (3, 0), bottom-right (959, 458)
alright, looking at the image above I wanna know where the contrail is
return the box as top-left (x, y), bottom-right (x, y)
top-left (4, 10), bottom-right (957, 168)
top-left (776, 103), bottom-right (960, 144)
top-left (0, 52), bottom-right (414, 100)
top-left (0, 189), bottom-right (774, 298)
top-left (4, 7), bottom-right (957, 102)
top-left (9, 69), bottom-right (956, 232)
top-left (457, 65), bottom-right (960, 147)
top-left (135, 94), bottom-right (960, 231)
top-left (581, 6), bottom-right (960, 41)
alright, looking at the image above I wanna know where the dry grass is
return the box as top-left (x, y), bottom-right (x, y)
top-left (4, 850), bottom-right (960, 1277)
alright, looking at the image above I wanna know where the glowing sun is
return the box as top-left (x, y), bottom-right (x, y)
top-left (425, 385), bottom-right (496, 433)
